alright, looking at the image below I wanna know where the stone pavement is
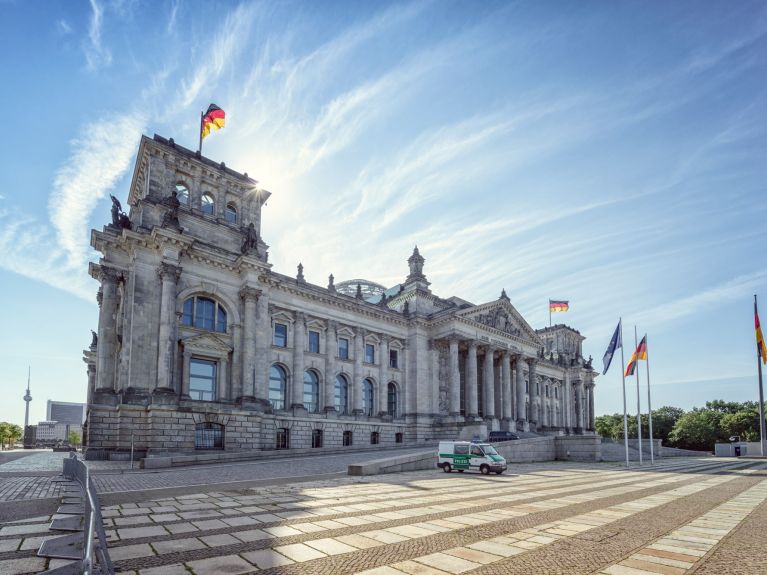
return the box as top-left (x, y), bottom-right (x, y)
top-left (1, 457), bottom-right (765, 574)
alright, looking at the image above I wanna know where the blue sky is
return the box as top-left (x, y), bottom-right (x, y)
top-left (1, 1), bottom-right (766, 427)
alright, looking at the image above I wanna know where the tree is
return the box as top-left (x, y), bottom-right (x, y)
top-left (668, 409), bottom-right (725, 451)
top-left (645, 406), bottom-right (684, 442)
top-left (68, 430), bottom-right (81, 446)
top-left (721, 409), bottom-right (760, 441)
top-left (595, 414), bottom-right (626, 440)
top-left (0, 422), bottom-right (22, 450)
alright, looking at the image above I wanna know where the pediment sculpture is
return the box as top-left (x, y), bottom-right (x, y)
top-left (474, 307), bottom-right (522, 336)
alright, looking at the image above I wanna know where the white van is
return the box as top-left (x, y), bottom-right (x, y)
top-left (438, 441), bottom-right (507, 475)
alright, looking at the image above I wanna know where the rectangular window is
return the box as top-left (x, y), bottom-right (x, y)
top-left (189, 359), bottom-right (216, 401)
top-left (276, 428), bottom-right (290, 450)
top-left (365, 343), bottom-right (375, 364)
top-left (273, 323), bottom-right (287, 347)
top-left (308, 331), bottom-right (320, 353)
top-left (370, 432), bottom-right (380, 445)
top-left (389, 349), bottom-right (398, 369)
top-left (312, 429), bottom-right (323, 448)
top-left (338, 338), bottom-right (349, 359)
top-left (395, 432), bottom-right (403, 444)
top-left (342, 430), bottom-right (353, 446)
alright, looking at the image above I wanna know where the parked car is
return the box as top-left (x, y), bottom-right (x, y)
top-left (438, 441), bottom-right (507, 474)
top-left (488, 431), bottom-right (519, 442)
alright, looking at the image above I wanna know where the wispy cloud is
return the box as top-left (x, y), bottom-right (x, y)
top-left (84, 0), bottom-right (111, 70)
top-left (49, 113), bottom-right (146, 269)
top-left (178, 3), bottom-right (255, 108)
top-left (166, 0), bottom-right (180, 35)
top-left (57, 19), bottom-right (73, 35)
top-left (634, 272), bottom-right (767, 327)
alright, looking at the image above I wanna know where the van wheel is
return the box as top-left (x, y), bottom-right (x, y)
top-left (480, 464), bottom-right (490, 475)
top-left (443, 463), bottom-right (452, 473)
top-left (458, 469), bottom-right (464, 473)
top-left (495, 470), bottom-right (503, 475)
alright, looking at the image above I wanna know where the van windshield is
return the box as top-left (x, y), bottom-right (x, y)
top-left (482, 445), bottom-right (498, 455)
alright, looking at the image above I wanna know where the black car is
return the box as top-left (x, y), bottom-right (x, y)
top-left (488, 431), bottom-right (519, 442)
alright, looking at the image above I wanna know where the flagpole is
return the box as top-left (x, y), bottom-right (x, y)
top-left (619, 319), bottom-right (630, 468)
top-left (634, 325), bottom-right (643, 464)
top-left (756, 295), bottom-right (766, 456)
top-left (549, 300), bottom-right (552, 328)
top-left (198, 111), bottom-right (204, 155)
top-left (646, 333), bottom-right (655, 464)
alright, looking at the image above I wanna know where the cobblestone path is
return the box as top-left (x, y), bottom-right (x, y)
top-left (1, 457), bottom-right (765, 574)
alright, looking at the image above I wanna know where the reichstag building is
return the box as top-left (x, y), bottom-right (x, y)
top-left (83, 135), bottom-right (597, 458)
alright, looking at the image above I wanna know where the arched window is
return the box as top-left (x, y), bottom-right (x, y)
top-left (181, 296), bottom-right (227, 333)
top-left (225, 203), bottom-right (237, 224)
top-left (269, 365), bottom-right (287, 410)
top-left (363, 378), bottom-right (374, 416)
top-left (334, 375), bottom-right (348, 414)
top-left (175, 183), bottom-right (190, 205)
top-left (387, 382), bottom-right (398, 417)
top-left (201, 193), bottom-right (215, 215)
top-left (303, 370), bottom-right (319, 413)
top-left (195, 422), bottom-right (224, 450)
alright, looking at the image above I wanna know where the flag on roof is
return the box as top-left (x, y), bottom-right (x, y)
top-left (201, 104), bottom-right (226, 140)
top-left (602, 320), bottom-right (622, 375)
top-left (549, 300), bottom-right (569, 312)
top-left (625, 335), bottom-right (648, 376)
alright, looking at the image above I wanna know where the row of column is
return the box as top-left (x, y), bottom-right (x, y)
top-left (445, 337), bottom-right (593, 433)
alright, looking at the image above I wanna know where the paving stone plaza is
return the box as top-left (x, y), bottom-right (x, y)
top-left (1, 455), bottom-right (766, 574)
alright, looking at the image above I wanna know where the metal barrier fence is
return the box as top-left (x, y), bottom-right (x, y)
top-left (63, 452), bottom-right (114, 575)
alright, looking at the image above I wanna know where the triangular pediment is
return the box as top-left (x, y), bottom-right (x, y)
top-left (181, 332), bottom-right (232, 354)
top-left (457, 299), bottom-right (542, 344)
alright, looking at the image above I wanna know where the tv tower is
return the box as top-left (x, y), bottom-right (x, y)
top-left (23, 367), bottom-right (32, 430)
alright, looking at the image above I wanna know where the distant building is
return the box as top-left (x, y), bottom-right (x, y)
top-left (35, 421), bottom-right (68, 443)
top-left (47, 401), bottom-right (86, 426)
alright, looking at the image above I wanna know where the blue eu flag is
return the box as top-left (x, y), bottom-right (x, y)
top-left (602, 320), bottom-right (622, 375)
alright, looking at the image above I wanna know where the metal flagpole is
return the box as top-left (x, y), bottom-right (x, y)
top-left (549, 300), bottom-right (552, 328)
top-left (198, 111), bottom-right (204, 154)
top-left (755, 295), bottom-right (766, 456)
top-left (634, 325), bottom-right (643, 464)
top-left (619, 319), bottom-right (630, 468)
top-left (646, 333), bottom-right (655, 464)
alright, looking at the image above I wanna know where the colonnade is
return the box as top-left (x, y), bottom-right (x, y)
top-left (443, 336), bottom-right (595, 433)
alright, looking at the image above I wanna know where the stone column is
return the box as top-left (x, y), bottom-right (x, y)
top-left (574, 379), bottom-right (584, 433)
top-left (515, 357), bottom-right (526, 428)
top-left (448, 337), bottom-right (461, 417)
top-left (96, 266), bottom-right (120, 393)
top-left (588, 383), bottom-right (596, 430)
top-left (501, 352), bottom-right (512, 423)
top-left (324, 321), bottom-right (337, 412)
top-left (483, 346), bottom-right (495, 420)
top-left (527, 358), bottom-right (538, 429)
top-left (378, 335), bottom-right (390, 415)
top-left (466, 341), bottom-right (479, 419)
top-left (352, 328), bottom-right (364, 414)
top-left (239, 287), bottom-right (260, 400)
top-left (218, 358), bottom-right (229, 401)
top-left (430, 339), bottom-right (440, 415)
top-left (563, 371), bottom-right (572, 433)
top-left (156, 264), bottom-right (181, 394)
top-left (254, 293), bottom-right (270, 406)
top-left (291, 312), bottom-right (305, 410)
top-left (181, 350), bottom-right (192, 398)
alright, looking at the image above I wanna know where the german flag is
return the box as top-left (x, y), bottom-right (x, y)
top-left (549, 300), bottom-right (569, 313)
top-left (201, 104), bottom-right (226, 140)
top-left (625, 335), bottom-right (648, 376)
top-left (757, 308), bottom-right (767, 365)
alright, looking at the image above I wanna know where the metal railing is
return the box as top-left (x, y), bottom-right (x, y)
top-left (63, 452), bottom-right (114, 574)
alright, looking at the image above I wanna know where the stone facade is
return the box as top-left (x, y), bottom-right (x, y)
top-left (83, 135), bottom-right (597, 459)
